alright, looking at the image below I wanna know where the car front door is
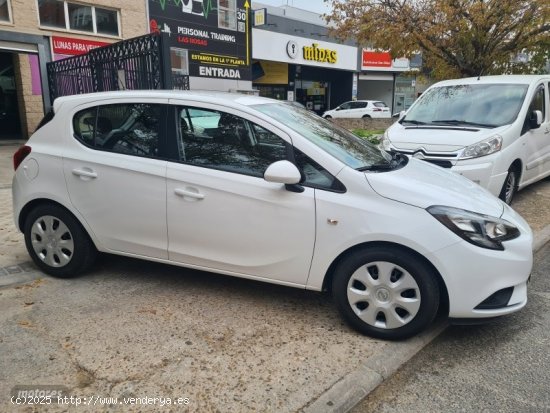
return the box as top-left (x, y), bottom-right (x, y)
top-left (63, 100), bottom-right (169, 259)
top-left (522, 83), bottom-right (550, 183)
top-left (165, 102), bottom-right (316, 285)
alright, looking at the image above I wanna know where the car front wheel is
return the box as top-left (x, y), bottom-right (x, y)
top-left (332, 247), bottom-right (439, 340)
top-left (24, 204), bottom-right (96, 278)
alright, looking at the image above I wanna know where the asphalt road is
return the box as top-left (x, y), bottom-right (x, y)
top-left (352, 243), bottom-right (550, 413)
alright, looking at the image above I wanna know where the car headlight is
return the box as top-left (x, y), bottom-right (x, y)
top-left (427, 205), bottom-right (520, 250)
top-left (380, 131), bottom-right (392, 151)
top-left (459, 135), bottom-right (502, 160)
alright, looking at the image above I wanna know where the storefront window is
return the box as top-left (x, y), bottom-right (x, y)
top-left (38, 0), bottom-right (66, 29)
top-left (395, 75), bottom-right (416, 111)
top-left (0, 0), bottom-right (11, 22)
top-left (218, 0), bottom-right (236, 31)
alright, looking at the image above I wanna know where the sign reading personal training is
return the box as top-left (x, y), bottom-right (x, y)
top-left (148, 0), bottom-right (251, 80)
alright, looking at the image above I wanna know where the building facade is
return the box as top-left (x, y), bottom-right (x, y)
top-left (0, 0), bottom-right (147, 139)
top-left (250, 3), bottom-right (357, 115)
top-left (147, 0), bottom-right (253, 93)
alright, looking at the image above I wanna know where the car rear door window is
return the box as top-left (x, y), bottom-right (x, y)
top-left (73, 104), bottom-right (163, 158)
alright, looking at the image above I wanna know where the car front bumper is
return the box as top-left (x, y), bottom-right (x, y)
top-left (429, 204), bottom-right (533, 319)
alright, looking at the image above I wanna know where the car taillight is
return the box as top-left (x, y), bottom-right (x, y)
top-left (13, 145), bottom-right (31, 171)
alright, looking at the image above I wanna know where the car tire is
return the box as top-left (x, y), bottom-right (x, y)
top-left (362, 114), bottom-right (371, 119)
top-left (24, 204), bottom-right (96, 278)
top-left (499, 167), bottom-right (519, 205)
top-left (324, 115), bottom-right (332, 120)
top-left (332, 246), bottom-right (439, 340)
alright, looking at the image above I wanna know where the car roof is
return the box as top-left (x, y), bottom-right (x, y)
top-left (52, 90), bottom-right (277, 112)
top-left (432, 74), bottom-right (550, 87)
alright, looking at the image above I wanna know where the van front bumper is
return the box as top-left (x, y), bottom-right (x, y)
top-left (451, 158), bottom-right (507, 197)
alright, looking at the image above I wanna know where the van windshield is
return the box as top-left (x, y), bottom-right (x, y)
top-left (251, 102), bottom-right (394, 171)
top-left (401, 83), bottom-right (528, 128)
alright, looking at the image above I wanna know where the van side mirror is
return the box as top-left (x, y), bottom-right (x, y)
top-left (529, 110), bottom-right (543, 129)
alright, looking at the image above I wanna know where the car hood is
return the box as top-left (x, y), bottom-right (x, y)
top-left (365, 158), bottom-right (504, 217)
top-left (387, 123), bottom-right (512, 152)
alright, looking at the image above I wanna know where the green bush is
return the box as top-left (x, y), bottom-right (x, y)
top-left (352, 129), bottom-right (384, 145)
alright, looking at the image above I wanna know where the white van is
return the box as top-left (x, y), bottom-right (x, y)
top-left (382, 75), bottom-right (550, 203)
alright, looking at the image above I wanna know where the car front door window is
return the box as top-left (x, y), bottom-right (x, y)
top-left (177, 106), bottom-right (288, 177)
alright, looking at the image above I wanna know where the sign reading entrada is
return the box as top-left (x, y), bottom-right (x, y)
top-left (303, 43), bottom-right (337, 64)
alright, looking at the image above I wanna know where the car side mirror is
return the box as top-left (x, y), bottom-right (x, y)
top-left (529, 110), bottom-right (543, 129)
top-left (399, 110), bottom-right (406, 119)
top-left (264, 160), bottom-right (301, 185)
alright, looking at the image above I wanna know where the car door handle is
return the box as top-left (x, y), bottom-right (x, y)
top-left (174, 188), bottom-right (205, 200)
top-left (72, 168), bottom-right (97, 179)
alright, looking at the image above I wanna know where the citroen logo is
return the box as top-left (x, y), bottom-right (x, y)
top-left (412, 147), bottom-right (427, 160)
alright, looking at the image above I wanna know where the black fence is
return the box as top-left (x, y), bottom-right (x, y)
top-left (47, 33), bottom-right (189, 104)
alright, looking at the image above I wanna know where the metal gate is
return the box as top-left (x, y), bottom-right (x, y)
top-left (47, 33), bottom-right (189, 104)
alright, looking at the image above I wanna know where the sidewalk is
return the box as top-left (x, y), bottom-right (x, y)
top-left (0, 141), bottom-right (550, 413)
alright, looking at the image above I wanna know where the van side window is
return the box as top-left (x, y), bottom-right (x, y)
top-left (523, 85), bottom-right (545, 134)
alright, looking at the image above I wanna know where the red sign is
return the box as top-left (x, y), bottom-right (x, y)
top-left (52, 36), bottom-right (110, 56)
top-left (362, 50), bottom-right (392, 68)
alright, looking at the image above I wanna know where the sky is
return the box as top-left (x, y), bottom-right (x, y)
top-left (253, 0), bottom-right (331, 15)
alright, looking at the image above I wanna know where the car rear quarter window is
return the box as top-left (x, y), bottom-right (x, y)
top-left (73, 104), bottom-right (162, 158)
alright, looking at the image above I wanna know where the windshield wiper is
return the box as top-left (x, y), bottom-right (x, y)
top-left (400, 119), bottom-right (427, 125)
top-left (432, 119), bottom-right (496, 128)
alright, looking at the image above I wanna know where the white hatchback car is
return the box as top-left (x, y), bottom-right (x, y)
top-left (323, 100), bottom-right (391, 119)
top-left (12, 91), bottom-right (533, 340)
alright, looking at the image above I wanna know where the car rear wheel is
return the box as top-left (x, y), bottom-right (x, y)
top-left (499, 167), bottom-right (519, 205)
top-left (24, 204), bottom-right (96, 278)
top-left (362, 114), bottom-right (371, 119)
top-left (332, 246), bottom-right (439, 340)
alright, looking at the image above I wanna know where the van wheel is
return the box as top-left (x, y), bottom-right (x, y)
top-left (24, 204), bottom-right (96, 278)
top-left (332, 247), bottom-right (439, 340)
top-left (499, 167), bottom-right (519, 205)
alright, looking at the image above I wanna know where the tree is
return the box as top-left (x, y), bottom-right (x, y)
top-left (326, 0), bottom-right (550, 79)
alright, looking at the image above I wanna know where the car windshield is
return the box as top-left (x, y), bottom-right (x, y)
top-left (402, 83), bottom-right (528, 129)
top-left (252, 102), bottom-right (392, 170)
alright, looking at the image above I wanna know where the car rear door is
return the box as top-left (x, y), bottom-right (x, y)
top-left (63, 99), bottom-right (169, 259)
top-left (165, 101), bottom-right (316, 285)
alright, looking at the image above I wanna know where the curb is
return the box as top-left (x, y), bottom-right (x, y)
top-left (304, 223), bottom-right (550, 413)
